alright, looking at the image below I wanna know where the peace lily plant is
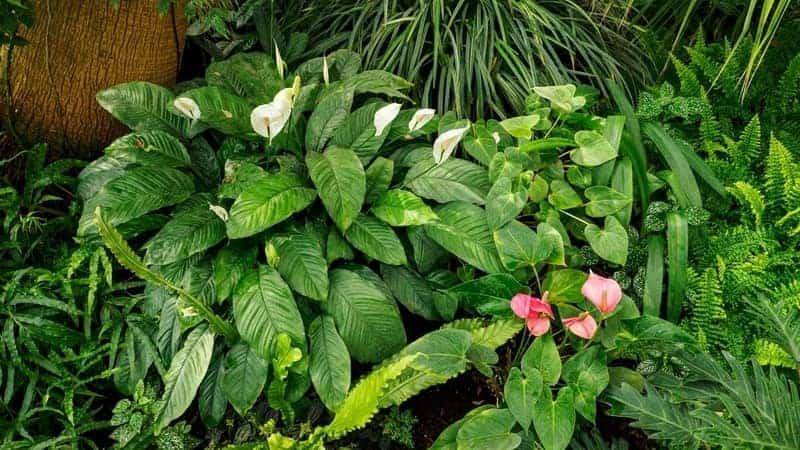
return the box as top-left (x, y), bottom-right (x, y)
top-left (86, 41), bottom-right (672, 448)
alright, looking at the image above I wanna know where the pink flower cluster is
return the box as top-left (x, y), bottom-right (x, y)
top-left (510, 271), bottom-right (622, 340)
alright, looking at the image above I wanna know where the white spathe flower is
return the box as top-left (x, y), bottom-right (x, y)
top-left (374, 103), bottom-right (401, 136)
top-left (323, 55), bottom-right (330, 86)
top-left (275, 42), bottom-right (286, 79)
top-left (209, 204), bottom-right (229, 222)
top-left (432, 125), bottom-right (470, 165)
top-left (174, 97), bottom-right (201, 120)
top-left (250, 86), bottom-right (297, 142)
top-left (408, 108), bottom-right (436, 132)
top-left (492, 131), bottom-right (501, 143)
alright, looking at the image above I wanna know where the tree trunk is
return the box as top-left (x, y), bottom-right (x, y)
top-left (1, 0), bottom-right (187, 160)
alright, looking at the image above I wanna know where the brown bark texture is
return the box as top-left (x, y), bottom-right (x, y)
top-left (1, 0), bottom-right (187, 159)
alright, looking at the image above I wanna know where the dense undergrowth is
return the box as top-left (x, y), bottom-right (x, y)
top-left (2, 1), bottom-right (800, 449)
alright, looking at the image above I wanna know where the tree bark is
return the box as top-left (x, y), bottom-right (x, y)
top-left (1, 0), bottom-right (187, 160)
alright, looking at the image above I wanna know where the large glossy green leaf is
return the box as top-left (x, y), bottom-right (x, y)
top-left (562, 347), bottom-right (608, 422)
top-left (143, 196), bottom-right (226, 265)
top-left (570, 130), bottom-right (617, 167)
top-left (178, 86), bottom-right (253, 135)
top-left (532, 387), bottom-right (576, 450)
top-left (463, 128), bottom-right (497, 167)
top-left (221, 343), bottom-right (269, 415)
top-left (448, 274), bottom-right (522, 317)
top-left (213, 244), bottom-right (257, 304)
top-left (327, 268), bottom-right (406, 363)
top-left (271, 229), bottom-right (329, 302)
top-left (365, 157), bottom-right (394, 204)
top-left (504, 367), bottom-right (543, 431)
top-left (456, 408), bottom-right (521, 450)
top-left (233, 265), bottom-right (306, 360)
top-left (79, 166), bottom-right (195, 235)
top-left (666, 212), bottom-right (688, 323)
top-left (338, 70), bottom-right (412, 98)
top-left (381, 265), bottom-right (440, 320)
top-left (522, 333), bottom-right (561, 386)
top-left (493, 220), bottom-right (552, 271)
top-left (306, 87), bottom-right (355, 152)
top-left (306, 147), bottom-right (365, 232)
top-left (226, 174), bottom-right (316, 239)
top-left (548, 179), bottom-right (582, 209)
top-left (373, 189), bottom-right (438, 227)
top-left (96, 81), bottom-right (202, 138)
top-left (584, 216), bottom-right (628, 265)
top-left (423, 202), bottom-right (504, 273)
top-left (344, 215), bottom-right (407, 266)
top-left (330, 103), bottom-right (392, 163)
top-left (407, 226), bottom-right (450, 274)
top-left (205, 52), bottom-right (282, 102)
top-left (105, 131), bottom-right (191, 168)
top-left (541, 269), bottom-right (587, 304)
top-left (486, 176), bottom-right (527, 230)
top-left (198, 352), bottom-right (227, 428)
top-left (405, 157), bottom-right (491, 205)
top-left (155, 324), bottom-right (215, 434)
top-left (309, 315), bottom-right (351, 411)
top-left (584, 186), bottom-right (631, 218)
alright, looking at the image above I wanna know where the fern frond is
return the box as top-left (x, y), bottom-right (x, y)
top-left (765, 137), bottom-right (800, 214)
top-left (727, 181), bottom-right (765, 227)
top-left (671, 55), bottom-right (703, 97)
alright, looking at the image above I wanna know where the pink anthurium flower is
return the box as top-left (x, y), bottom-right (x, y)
top-left (510, 292), bottom-right (554, 336)
top-left (563, 312), bottom-right (598, 340)
top-left (582, 270), bottom-right (622, 314)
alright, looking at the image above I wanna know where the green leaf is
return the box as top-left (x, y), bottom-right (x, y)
top-left (381, 265), bottom-right (440, 320)
top-left (463, 130), bottom-right (497, 166)
top-left (338, 70), bottom-right (412, 98)
top-left (584, 186), bottom-right (631, 218)
top-left (327, 268), bottom-right (407, 363)
top-left (213, 244), bottom-right (257, 304)
top-left (584, 216), bottom-right (628, 265)
top-left (205, 52), bottom-right (282, 101)
top-left (408, 226), bottom-right (450, 274)
top-left (562, 347), bottom-right (608, 422)
top-left (143, 196), bottom-right (226, 265)
top-left (344, 215), bottom-right (407, 266)
top-left (504, 367), bottom-right (543, 431)
top-left (500, 115), bottom-right (540, 139)
top-left (424, 202), bottom-right (504, 274)
top-left (456, 408), bottom-right (521, 450)
top-left (493, 220), bottom-right (552, 272)
top-left (105, 131), bottom-right (191, 168)
top-left (365, 157), bottom-right (394, 204)
top-left (643, 235), bottom-right (664, 317)
top-left (666, 212), bottom-right (688, 323)
top-left (177, 86), bottom-right (253, 135)
top-left (306, 147), bottom-right (366, 232)
top-left (221, 343), bottom-right (269, 415)
top-left (226, 174), bottom-right (317, 239)
top-left (642, 123), bottom-right (702, 207)
top-left (610, 157), bottom-right (634, 225)
top-left (271, 229), bottom-right (329, 302)
top-left (571, 130), bottom-right (618, 167)
top-left (96, 81), bottom-right (201, 138)
top-left (373, 189), bottom-right (438, 227)
top-left (330, 103), bottom-right (392, 163)
top-left (79, 166), bottom-right (194, 235)
top-left (537, 223), bottom-right (566, 265)
top-left (306, 87), bottom-right (355, 152)
top-left (233, 265), bottom-right (306, 360)
top-left (486, 177), bottom-right (528, 230)
top-left (522, 333), bottom-right (561, 386)
top-left (405, 157), bottom-right (491, 205)
top-left (326, 229), bottom-right (355, 264)
top-left (448, 274), bottom-right (522, 317)
top-left (155, 324), bottom-right (215, 434)
top-left (532, 387), bottom-right (576, 450)
top-left (548, 180), bottom-right (582, 209)
top-left (309, 315), bottom-right (351, 411)
top-left (198, 352), bottom-right (227, 428)
top-left (542, 269), bottom-right (588, 304)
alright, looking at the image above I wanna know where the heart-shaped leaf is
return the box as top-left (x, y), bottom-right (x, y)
top-left (584, 216), bottom-right (629, 265)
top-left (571, 130), bottom-right (617, 167)
top-left (584, 186), bottom-right (631, 218)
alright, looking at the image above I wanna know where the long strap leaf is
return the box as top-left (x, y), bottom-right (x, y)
top-left (607, 80), bottom-right (650, 217)
top-left (666, 213), bottom-right (688, 323)
top-left (94, 207), bottom-right (237, 341)
top-left (643, 235), bottom-right (665, 317)
top-left (642, 123), bottom-right (702, 208)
